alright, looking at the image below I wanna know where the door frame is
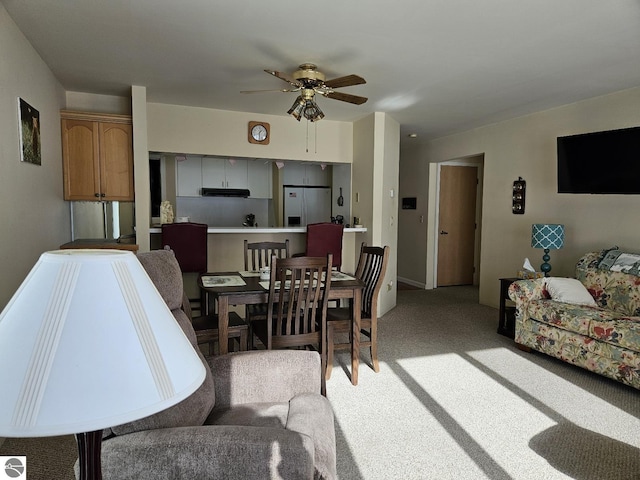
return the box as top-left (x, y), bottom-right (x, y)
top-left (427, 155), bottom-right (484, 289)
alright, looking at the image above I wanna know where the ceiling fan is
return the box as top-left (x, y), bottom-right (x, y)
top-left (241, 63), bottom-right (368, 122)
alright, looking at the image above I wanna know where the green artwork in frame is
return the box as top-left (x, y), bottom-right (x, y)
top-left (18, 97), bottom-right (41, 165)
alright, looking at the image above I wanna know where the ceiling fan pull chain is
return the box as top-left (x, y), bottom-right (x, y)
top-left (306, 118), bottom-right (309, 153)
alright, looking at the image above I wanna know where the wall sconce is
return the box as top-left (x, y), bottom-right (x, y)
top-left (512, 177), bottom-right (526, 214)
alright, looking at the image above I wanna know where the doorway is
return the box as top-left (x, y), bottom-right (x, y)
top-left (430, 157), bottom-right (484, 288)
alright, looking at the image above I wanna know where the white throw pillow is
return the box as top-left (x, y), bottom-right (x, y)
top-left (545, 277), bottom-right (597, 306)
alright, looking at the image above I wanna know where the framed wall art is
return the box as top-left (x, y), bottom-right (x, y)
top-left (18, 97), bottom-right (41, 165)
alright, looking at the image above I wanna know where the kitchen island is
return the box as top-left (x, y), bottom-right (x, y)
top-left (149, 226), bottom-right (367, 273)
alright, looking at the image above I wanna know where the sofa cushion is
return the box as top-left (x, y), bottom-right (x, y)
top-left (207, 402), bottom-right (289, 428)
top-left (545, 277), bottom-right (596, 306)
top-left (527, 299), bottom-right (640, 353)
top-left (576, 251), bottom-right (640, 316)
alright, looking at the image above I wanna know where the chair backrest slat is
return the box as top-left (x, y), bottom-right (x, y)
top-left (267, 254), bottom-right (332, 341)
top-left (244, 240), bottom-right (290, 271)
top-left (354, 243), bottom-right (389, 319)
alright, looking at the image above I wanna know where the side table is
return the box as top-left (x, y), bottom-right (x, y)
top-left (498, 277), bottom-right (519, 338)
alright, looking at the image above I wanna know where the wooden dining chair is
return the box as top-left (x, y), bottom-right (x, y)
top-left (191, 312), bottom-right (249, 355)
top-left (326, 243), bottom-right (389, 380)
top-left (182, 292), bottom-right (249, 355)
top-left (244, 240), bottom-right (290, 348)
top-left (252, 254), bottom-right (333, 395)
top-left (244, 239), bottom-right (290, 271)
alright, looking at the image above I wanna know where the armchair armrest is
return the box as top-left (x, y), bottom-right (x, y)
top-left (98, 425), bottom-right (315, 480)
top-left (508, 278), bottom-right (546, 305)
top-left (208, 350), bottom-right (322, 409)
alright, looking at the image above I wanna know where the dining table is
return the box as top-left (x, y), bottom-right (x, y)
top-left (198, 270), bottom-right (365, 385)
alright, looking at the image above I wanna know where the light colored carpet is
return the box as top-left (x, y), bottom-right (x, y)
top-left (327, 286), bottom-right (640, 479)
top-left (3, 285), bottom-right (639, 479)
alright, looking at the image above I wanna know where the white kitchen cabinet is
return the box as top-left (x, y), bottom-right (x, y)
top-left (202, 157), bottom-right (248, 189)
top-left (248, 159), bottom-right (272, 198)
top-left (176, 155), bottom-right (202, 197)
top-left (282, 162), bottom-right (330, 186)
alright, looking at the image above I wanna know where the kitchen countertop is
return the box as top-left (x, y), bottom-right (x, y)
top-left (148, 226), bottom-right (367, 234)
top-left (60, 238), bottom-right (139, 251)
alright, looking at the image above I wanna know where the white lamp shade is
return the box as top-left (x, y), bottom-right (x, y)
top-left (0, 250), bottom-right (205, 437)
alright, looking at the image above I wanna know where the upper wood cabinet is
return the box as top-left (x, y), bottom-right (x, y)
top-left (61, 111), bottom-right (134, 201)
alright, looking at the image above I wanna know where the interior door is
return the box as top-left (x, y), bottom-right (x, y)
top-left (437, 165), bottom-right (478, 286)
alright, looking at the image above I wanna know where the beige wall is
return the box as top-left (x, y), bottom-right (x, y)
top-left (0, 5), bottom-right (67, 309)
top-left (377, 113), bottom-right (400, 314)
top-left (146, 103), bottom-right (353, 163)
top-left (66, 91), bottom-right (131, 115)
top-left (353, 113), bottom-right (399, 316)
top-left (399, 86), bottom-right (640, 308)
top-left (397, 141), bottom-right (429, 287)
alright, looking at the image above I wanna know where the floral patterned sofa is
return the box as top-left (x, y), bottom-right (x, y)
top-left (508, 248), bottom-right (640, 390)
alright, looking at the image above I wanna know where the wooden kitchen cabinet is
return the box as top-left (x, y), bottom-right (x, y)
top-left (61, 111), bottom-right (134, 201)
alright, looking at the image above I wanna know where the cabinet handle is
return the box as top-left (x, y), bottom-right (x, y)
top-left (95, 193), bottom-right (100, 198)
top-left (440, 230), bottom-right (449, 235)
top-left (101, 193), bottom-right (106, 197)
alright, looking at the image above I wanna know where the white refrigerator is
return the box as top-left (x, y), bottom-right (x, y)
top-left (283, 186), bottom-right (332, 227)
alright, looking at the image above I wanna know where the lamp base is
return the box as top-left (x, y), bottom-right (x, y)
top-left (76, 430), bottom-right (103, 480)
top-left (540, 248), bottom-right (552, 277)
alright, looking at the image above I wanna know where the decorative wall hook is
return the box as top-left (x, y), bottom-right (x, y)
top-left (512, 177), bottom-right (526, 214)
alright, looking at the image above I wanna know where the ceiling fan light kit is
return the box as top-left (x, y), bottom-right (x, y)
top-left (244, 63), bottom-right (367, 122)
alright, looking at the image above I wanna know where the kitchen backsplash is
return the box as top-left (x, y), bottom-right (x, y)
top-left (176, 197), bottom-right (275, 227)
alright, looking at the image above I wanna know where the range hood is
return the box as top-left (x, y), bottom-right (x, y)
top-left (201, 188), bottom-right (250, 198)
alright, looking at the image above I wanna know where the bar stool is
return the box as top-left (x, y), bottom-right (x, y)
top-left (161, 222), bottom-right (208, 316)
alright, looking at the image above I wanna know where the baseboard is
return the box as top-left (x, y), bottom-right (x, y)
top-left (397, 276), bottom-right (426, 289)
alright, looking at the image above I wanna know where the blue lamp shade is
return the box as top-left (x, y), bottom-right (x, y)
top-left (531, 224), bottom-right (565, 275)
top-left (531, 224), bottom-right (565, 249)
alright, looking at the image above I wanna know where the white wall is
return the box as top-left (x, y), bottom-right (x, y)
top-left (0, 5), bottom-right (67, 309)
top-left (402, 86), bottom-right (640, 308)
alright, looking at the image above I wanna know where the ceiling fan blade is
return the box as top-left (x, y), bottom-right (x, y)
top-left (323, 91), bottom-right (368, 105)
top-left (264, 69), bottom-right (302, 87)
top-left (240, 88), bottom-right (298, 94)
top-left (323, 74), bottom-right (366, 89)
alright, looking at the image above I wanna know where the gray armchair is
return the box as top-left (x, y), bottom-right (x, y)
top-left (83, 249), bottom-right (336, 480)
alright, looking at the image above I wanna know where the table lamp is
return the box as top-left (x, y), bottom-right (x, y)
top-left (531, 223), bottom-right (565, 276)
top-left (0, 250), bottom-right (206, 480)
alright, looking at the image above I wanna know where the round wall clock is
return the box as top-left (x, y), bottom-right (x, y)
top-left (248, 121), bottom-right (270, 145)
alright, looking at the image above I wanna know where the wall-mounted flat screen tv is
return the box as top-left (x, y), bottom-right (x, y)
top-left (557, 126), bottom-right (640, 194)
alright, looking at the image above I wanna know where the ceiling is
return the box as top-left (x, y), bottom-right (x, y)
top-left (3, 0), bottom-right (640, 143)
